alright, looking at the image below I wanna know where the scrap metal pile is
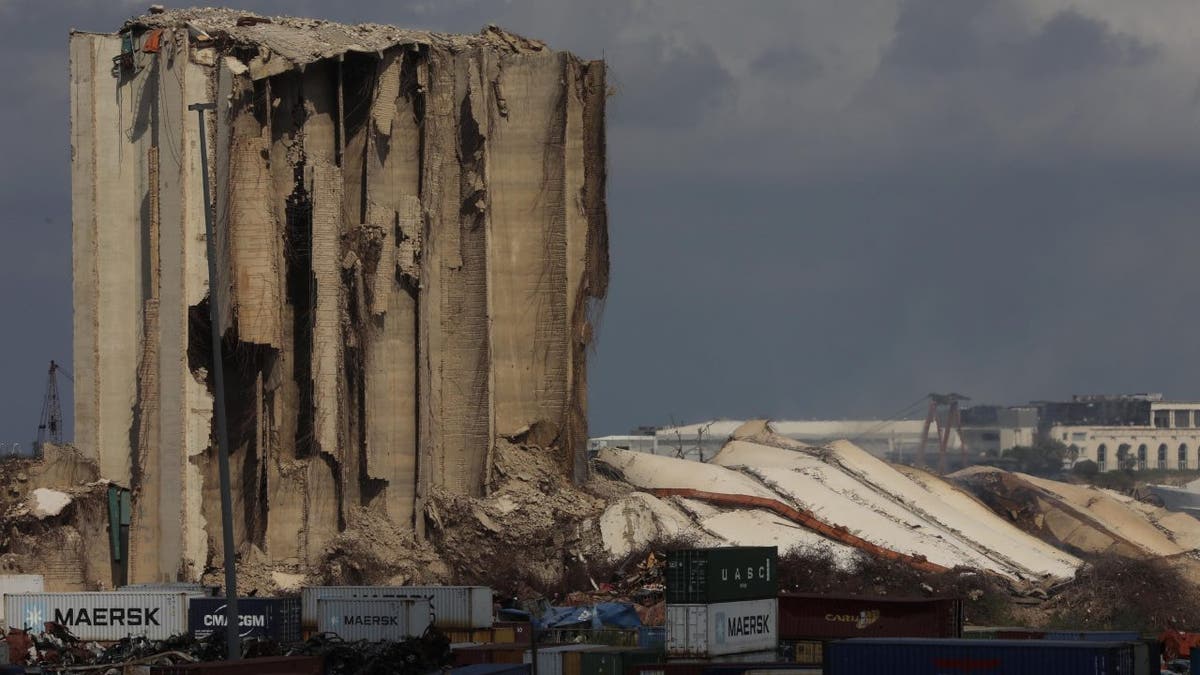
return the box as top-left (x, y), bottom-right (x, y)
top-left (2, 624), bottom-right (451, 674)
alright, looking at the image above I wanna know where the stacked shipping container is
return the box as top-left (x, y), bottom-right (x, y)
top-left (665, 548), bottom-right (779, 660)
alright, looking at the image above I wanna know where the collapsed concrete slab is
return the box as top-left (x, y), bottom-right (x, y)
top-left (70, 8), bottom-right (607, 583)
top-left (595, 421), bottom-right (1082, 582)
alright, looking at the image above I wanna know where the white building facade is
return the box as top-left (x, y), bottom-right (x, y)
top-left (1053, 400), bottom-right (1200, 472)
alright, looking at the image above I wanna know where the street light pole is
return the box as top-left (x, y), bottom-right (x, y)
top-left (188, 101), bottom-right (241, 661)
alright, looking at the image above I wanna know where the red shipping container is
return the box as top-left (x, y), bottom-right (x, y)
top-left (777, 594), bottom-right (962, 640)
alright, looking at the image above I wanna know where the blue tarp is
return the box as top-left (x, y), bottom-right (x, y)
top-left (535, 602), bottom-right (642, 630)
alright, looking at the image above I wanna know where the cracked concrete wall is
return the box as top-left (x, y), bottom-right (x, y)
top-left (71, 14), bottom-right (607, 580)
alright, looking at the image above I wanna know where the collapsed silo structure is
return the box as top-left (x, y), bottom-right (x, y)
top-left (70, 8), bottom-right (607, 583)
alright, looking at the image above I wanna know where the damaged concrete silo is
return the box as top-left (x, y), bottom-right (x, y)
top-left (69, 9), bottom-right (608, 584)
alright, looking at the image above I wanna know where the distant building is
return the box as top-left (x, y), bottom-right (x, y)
top-left (959, 406), bottom-right (1038, 456)
top-left (1038, 394), bottom-right (1200, 472)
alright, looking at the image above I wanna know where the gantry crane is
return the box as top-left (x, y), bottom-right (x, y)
top-left (916, 392), bottom-right (970, 474)
top-left (36, 360), bottom-right (71, 450)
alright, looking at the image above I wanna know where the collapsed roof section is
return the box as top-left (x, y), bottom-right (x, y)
top-left (595, 422), bottom-right (1082, 583)
top-left (71, 10), bottom-right (607, 583)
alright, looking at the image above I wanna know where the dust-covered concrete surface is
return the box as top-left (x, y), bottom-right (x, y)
top-left (70, 8), bottom-right (607, 586)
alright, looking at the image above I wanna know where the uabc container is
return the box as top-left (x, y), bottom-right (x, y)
top-left (777, 594), bottom-right (962, 640)
top-left (316, 597), bottom-right (432, 642)
top-left (825, 638), bottom-right (1135, 675)
top-left (666, 599), bottom-right (778, 658)
top-left (302, 586), bottom-right (492, 629)
top-left (4, 592), bottom-right (188, 641)
top-left (666, 548), bottom-right (778, 604)
top-left (0, 575), bottom-right (44, 628)
top-left (187, 597), bottom-right (301, 641)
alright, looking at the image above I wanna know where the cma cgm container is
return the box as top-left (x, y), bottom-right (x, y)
top-left (4, 592), bottom-right (188, 641)
top-left (666, 548), bottom-right (777, 604)
top-left (188, 597), bottom-right (301, 641)
top-left (825, 638), bottom-right (1135, 675)
top-left (667, 598), bottom-right (778, 658)
top-left (316, 597), bottom-right (432, 642)
top-left (302, 586), bottom-right (492, 630)
top-left (0, 575), bottom-right (44, 628)
top-left (777, 594), bottom-right (962, 640)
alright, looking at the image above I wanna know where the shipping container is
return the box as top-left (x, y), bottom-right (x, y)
top-left (638, 627), bottom-right (666, 650)
top-left (667, 599), bottom-right (778, 658)
top-left (302, 585), bottom-right (492, 629)
top-left (523, 645), bottom-right (606, 675)
top-left (777, 640), bottom-right (822, 665)
top-left (496, 621), bottom-right (532, 644)
top-left (0, 575), bottom-right (43, 628)
top-left (577, 647), bottom-right (661, 675)
top-left (777, 593), bottom-right (961, 640)
top-left (4, 592), bottom-right (189, 641)
top-left (701, 665), bottom-right (822, 675)
top-left (316, 597), bottom-right (432, 642)
top-left (187, 597), bottom-right (301, 641)
top-left (451, 665), bottom-right (531, 675)
top-left (149, 655), bottom-right (324, 675)
top-left (630, 657), bottom-right (790, 675)
top-left (1043, 630), bottom-right (1142, 642)
top-left (454, 644), bottom-right (535, 666)
top-left (963, 626), bottom-right (1142, 642)
top-left (666, 549), bottom-right (778, 604)
top-left (825, 638), bottom-right (1136, 675)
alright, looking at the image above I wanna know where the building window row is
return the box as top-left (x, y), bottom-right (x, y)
top-left (1093, 442), bottom-right (1193, 471)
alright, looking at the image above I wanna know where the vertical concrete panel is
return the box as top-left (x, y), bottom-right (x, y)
top-left (69, 34), bottom-right (99, 462)
top-left (265, 72), bottom-right (306, 561)
top-left (417, 49), bottom-right (454, 526)
top-left (363, 49), bottom-right (420, 524)
top-left (435, 50), bottom-right (492, 496)
top-left (305, 62), bottom-right (345, 557)
top-left (181, 47), bottom-right (214, 578)
top-left (86, 33), bottom-right (144, 486)
top-left (563, 59), bottom-right (589, 481)
top-left (155, 29), bottom-right (189, 581)
top-left (487, 53), bottom-right (569, 445)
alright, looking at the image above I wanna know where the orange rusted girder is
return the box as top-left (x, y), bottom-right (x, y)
top-left (651, 487), bottom-right (948, 574)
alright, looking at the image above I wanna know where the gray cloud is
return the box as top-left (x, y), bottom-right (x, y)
top-left (750, 44), bottom-right (824, 84)
top-left (609, 35), bottom-right (735, 128)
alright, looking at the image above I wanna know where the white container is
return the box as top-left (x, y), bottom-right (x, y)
top-left (316, 597), bottom-right (432, 642)
top-left (666, 598), bottom-right (778, 657)
top-left (4, 592), bottom-right (189, 641)
top-left (522, 644), bottom-right (604, 675)
top-left (0, 575), bottom-right (44, 628)
top-left (302, 586), bottom-right (493, 629)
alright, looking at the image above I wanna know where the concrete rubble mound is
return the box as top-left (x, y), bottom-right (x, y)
top-left (951, 466), bottom-right (1200, 558)
top-left (594, 421), bottom-right (1082, 584)
top-left (69, 8), bottom-right (608, 586)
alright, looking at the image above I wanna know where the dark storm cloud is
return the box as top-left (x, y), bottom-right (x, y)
top-left (884, 0), bottom-right (1161, 78)
top-left (750, 44), bottom-right (823, 84)
top-left (1020, 10), bottom-right (1160, 77)
top-left (608, 36), bottom-right (735, 128)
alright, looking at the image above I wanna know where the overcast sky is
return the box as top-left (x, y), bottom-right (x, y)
top-left (2, 0), bottom-right (1199, 444)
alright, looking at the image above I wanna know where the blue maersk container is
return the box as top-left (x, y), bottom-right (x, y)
top-left (826, 638), bottom-right (1136, 675)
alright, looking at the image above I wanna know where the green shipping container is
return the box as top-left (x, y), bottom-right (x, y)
top-left (666, 547), bottom-right (778, 604)
top-left (578, 648), bottom-right (662, 675)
